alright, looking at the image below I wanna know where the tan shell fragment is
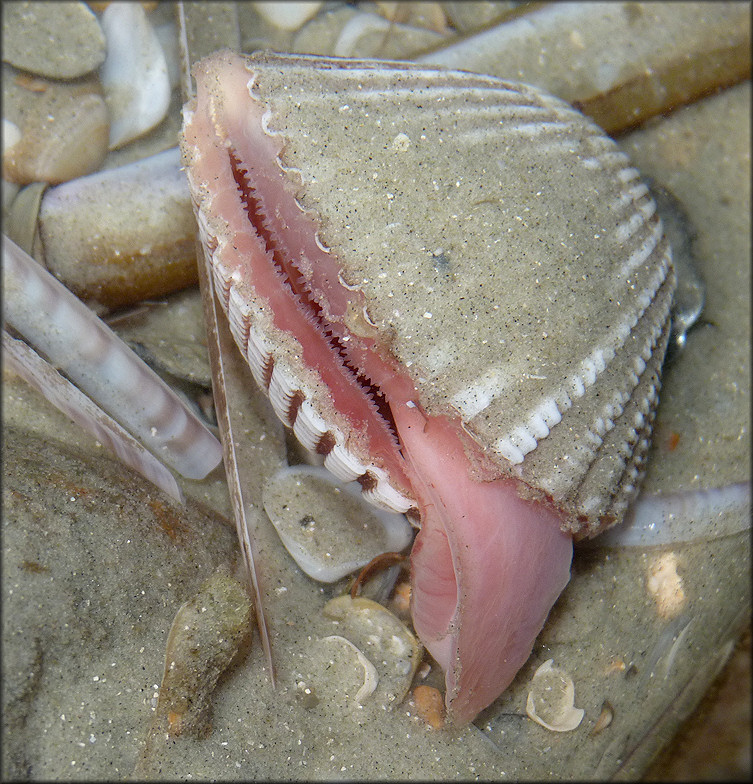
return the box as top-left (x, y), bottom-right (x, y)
top-left (236, 53), bottom-right (674, 538)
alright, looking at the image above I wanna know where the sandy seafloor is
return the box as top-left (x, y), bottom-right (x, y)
top-left (2, 16), bottom-right (750, 783)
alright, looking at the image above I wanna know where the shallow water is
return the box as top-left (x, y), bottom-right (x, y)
top-left (2, 3), bottom-right (750, 780)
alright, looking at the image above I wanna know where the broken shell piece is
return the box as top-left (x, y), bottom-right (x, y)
top-left (2, 120), bottom-right (22, 156)
top-left (3, 235), bottom-right (222, 481)
top-left (647, 552), bottom-right (686, 619)
top-left (323, 595), bottom-right (423, 708)
top-left (526, 659), bottom-right (585, 732)
top-left (589, 700), bottom-right (614, 736)
top-left (302, 634), bottom-right (379, 719)
top-left (99, 2), bottom-right (171, 149)
top-left (3, 330), bottom-right (183, 503)
top-left (4, 182), bottom-right (47, 261)
top-left (262, 465), bottom-right (413, 582)
top-left (320, 635), bottom-right (379, 704)
top-left (145, 570), bottom-right (252, 742)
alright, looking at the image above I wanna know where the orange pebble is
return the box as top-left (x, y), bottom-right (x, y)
top-left (413, 685), bottom-right (445, 729)
top-left (667, 431), bottom-right (681, 451)
top-left (167, 711), bottom-right (183, 735)
top-left (391, 580), bottom-right (412, 615)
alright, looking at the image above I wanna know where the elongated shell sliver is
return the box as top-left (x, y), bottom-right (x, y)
top-left (2, 235), bottom-right (223, 480)
top-left (3, 330), bottom-right (184, 502)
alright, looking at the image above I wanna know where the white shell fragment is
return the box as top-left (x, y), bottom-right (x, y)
top-left (319, 635), bottom-right (379, 704)
top-left (2, 235), bottom-right (223, 481)
top-left (646, 552), bottom-right (686, 619)
top-left (99, 2), bottom-right (171, 149)
top-left (2, 120), bottom-right (22, 155)
top-left (526, 659), bottom-right (585, 732)
top-left (253, 1), bottom-right (323, 31)
top-left (3, 330), bottom-right (183, 504)
top-left (592, 483), bottom-right (751, 547)
top-left (262, 465), bottom-right (413, 582)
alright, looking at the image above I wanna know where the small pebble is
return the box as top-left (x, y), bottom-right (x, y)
top-left (148, 569), bottom-right (252, 739)
top-left (263, 465), bottom-right (413, 583)
top-left (322, 595), bottom-right (423, 709)
top-left (2, 1), bottom-right (106, 79)
top-left (37, 147), bottom-right (197, 309)
top-left (412, 684), bottom-right (445, 729)
top-left (2, 71), bottom-right (109, 185)
top-left (253, 1), bottom-right (323, 31)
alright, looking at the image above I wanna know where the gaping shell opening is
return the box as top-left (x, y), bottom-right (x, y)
top-left (225, 145), bottom-right (400, 443)
top-left (182, 51), bottom-right (419, 515)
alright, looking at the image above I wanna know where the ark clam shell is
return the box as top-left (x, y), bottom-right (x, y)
top-left (231, 53), bottom-right (675, 537)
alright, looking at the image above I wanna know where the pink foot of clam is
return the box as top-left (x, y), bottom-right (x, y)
top-left (392, 404), bottom-right (572, 723)
top-left (182, 51), bottom-right (674, 725)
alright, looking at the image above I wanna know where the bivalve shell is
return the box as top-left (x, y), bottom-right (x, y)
top-left (181, 50), bottom-right (676, 725)
top-left (186, 51), bottom-right (674, 538)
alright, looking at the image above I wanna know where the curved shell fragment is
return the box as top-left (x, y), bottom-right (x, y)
top-left (320, 635), bottom-right (379, 705)
top-left (526, 659), bottom-right (585, 732)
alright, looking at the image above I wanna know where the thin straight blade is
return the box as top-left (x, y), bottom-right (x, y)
top-left (193, 233), bottom-right (276, 687)
top-left (177, 1), bottom-right (275, 685)
top-left (3, 329), bottom-right (185, 504)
